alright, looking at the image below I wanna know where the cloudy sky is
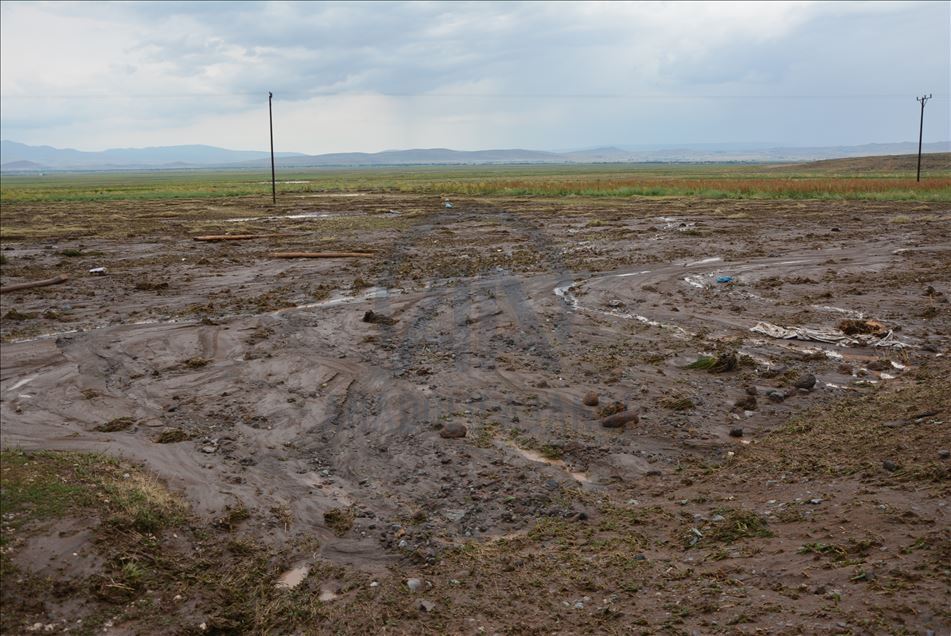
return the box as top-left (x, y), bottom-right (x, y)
top-left (1, 1), bottom-right (948, 153)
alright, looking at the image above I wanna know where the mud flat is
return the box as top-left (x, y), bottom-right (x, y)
top-left (1, 193), bottom-right (949, 633)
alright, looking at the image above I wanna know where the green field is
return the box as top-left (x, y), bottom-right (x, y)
top-left (2, 154), bottom-right (950, 203)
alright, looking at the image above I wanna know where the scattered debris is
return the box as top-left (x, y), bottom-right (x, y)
top-left (0, 274), bottom-right (69, 294)
top-left (750, 321), bottom-right (910, 348)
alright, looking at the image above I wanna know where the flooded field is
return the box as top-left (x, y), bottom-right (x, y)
top-left (1, 186), bottom-right (949, 634)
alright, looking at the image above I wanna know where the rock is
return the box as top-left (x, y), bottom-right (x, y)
top-left (536, 380), bottom-right (550, 388)
top-left (734, 395), bottom-right (757, 410)
top-left (745, 385), bottom-right (758, 396)
top-left (729, 427), bottom-right (743, 438)
top-left (418, 599), bottom-right (436, 612)
top-left (766, 390), bottom-right (785, 403)
top-left (793, 373), bottom-right (817, 390)
top-left (760, 365), bottom-right (787, 379)
top-left (597, 401), bottom-right (627, 418)
top-left (362, 310), bottom-right (395, 325)
top-left (601, 410), bottom-right (638, 428)
top-left (582, 391), bottom-right (600, 407)
top-left (882, 459), bottom-right (899, 472)
top-left (439, 423), bottom-right (467, 439)
top-left (406, 578), bottom-right (423, 592)
top-left (939, 449), bottom-right (950, 460)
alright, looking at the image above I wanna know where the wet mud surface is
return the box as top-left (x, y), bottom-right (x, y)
top-left (1, 194), bottom-right (949, 633)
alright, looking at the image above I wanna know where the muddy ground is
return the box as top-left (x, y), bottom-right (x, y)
top-left (1, 193), bottom-right (949, 634)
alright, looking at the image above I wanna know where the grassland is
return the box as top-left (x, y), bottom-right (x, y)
top-left (2, 153), bottom-right (950, 204)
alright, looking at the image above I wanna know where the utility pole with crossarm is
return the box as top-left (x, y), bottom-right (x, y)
top-left (916, 93), bottom-right (932, 183)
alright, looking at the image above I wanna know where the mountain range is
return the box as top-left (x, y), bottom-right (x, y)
top-left (2, 139), bottom-right (949, 171)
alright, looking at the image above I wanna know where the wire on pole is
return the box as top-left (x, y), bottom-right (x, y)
top-left (916, 93), bottom-right (932, 183)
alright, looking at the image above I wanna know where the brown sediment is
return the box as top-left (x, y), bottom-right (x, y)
top-left (1, 192), bottom-right (949, 634)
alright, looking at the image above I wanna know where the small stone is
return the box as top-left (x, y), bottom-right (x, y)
top-left (745, 385), bottom-right (758, 396)
top-left (418, 599), bottom-right (436, 612)
top-left (536, 380), bottom-right (550, 388)
top-left (734, 395), bottom-right (757, 410)
top-left (729, 427), bottom-right (743, 438)
top-left (882, 459), bottom-right (899, 472)
top-left (369, 581), bottom-right (379, 588)
top-left (582, 391), bottom-right (600, 407)
top-left (601, 410), bottom-right (638, 428)
top-left (439, 423), bottom-right (467, 439)
top-left (406, 578), bottom-right (423, 592)
top-left (766, 390), bottom-right (785, 403)
top-left (793, 373), bottom-right (817, 390)
top-left (808, 498), bottom-right (823, 505)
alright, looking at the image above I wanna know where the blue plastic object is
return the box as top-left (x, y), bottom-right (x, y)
top-left (716, 276), bottom-right (734, 284)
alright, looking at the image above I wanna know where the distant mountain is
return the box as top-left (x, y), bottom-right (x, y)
top-left (0, 159), bottom-right (48, 172)
top-left (2, 139), bottom-right (950, 171)
top-left (0, 140), bottom-right (304, 169)
top-left (239, 147), bottom-right (566, 168)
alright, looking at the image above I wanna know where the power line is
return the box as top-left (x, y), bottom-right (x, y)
top-left (1, 91), bottom-right (945, 101)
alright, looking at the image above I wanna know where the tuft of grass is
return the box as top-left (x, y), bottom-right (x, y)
top-left (323, 507), bottom-right (354, 536)
top-left (154, 428), bottom-right (189, 444)
top-left (94, 417), bottom-right (136, 432)
top-left (661, 395), bottom-right (695, 411)
top-left (182, 356), bottom-right (210, 369)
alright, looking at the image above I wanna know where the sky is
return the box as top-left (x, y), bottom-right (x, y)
top-left (1, 0), bottom-right (949, 153)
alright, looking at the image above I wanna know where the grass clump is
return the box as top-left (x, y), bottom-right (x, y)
top-left (154, 428), bottom-right (189, 444)
top-left (661, 395), bottom-right (695, 411)
top-left (323, 507), bottom-right (354, 536)
top-left (94, 416), bottom-right (136, 432)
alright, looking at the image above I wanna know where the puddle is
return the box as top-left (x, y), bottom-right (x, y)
top-left (511, 445), bottom-right (590, 483)
top-left (290, 287), bottom-right (392, 311)
top-left (5, 376), bottom-right (36, 392)
top-left (686, 257), bottom-right (721, 267)
top-left (224, 212), bottom-right (338, 223)
top-left (276, 564), bottom-right (310, 589)
top-left (614, 270), bottom-right (651, 278)
top-left (553, 282), bottom-right (580, 309)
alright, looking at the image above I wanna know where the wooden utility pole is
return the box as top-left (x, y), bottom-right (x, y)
top-left (269, 91), bottom-right (276, 203)
top-left (916, 93), bottom-right (932, 183)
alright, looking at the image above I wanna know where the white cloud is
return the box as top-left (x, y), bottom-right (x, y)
top-left (1, 0), bottom-right (948, 151)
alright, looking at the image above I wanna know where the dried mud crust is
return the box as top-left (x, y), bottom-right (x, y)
top-left (1, 194), bottom-right (950, 633)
